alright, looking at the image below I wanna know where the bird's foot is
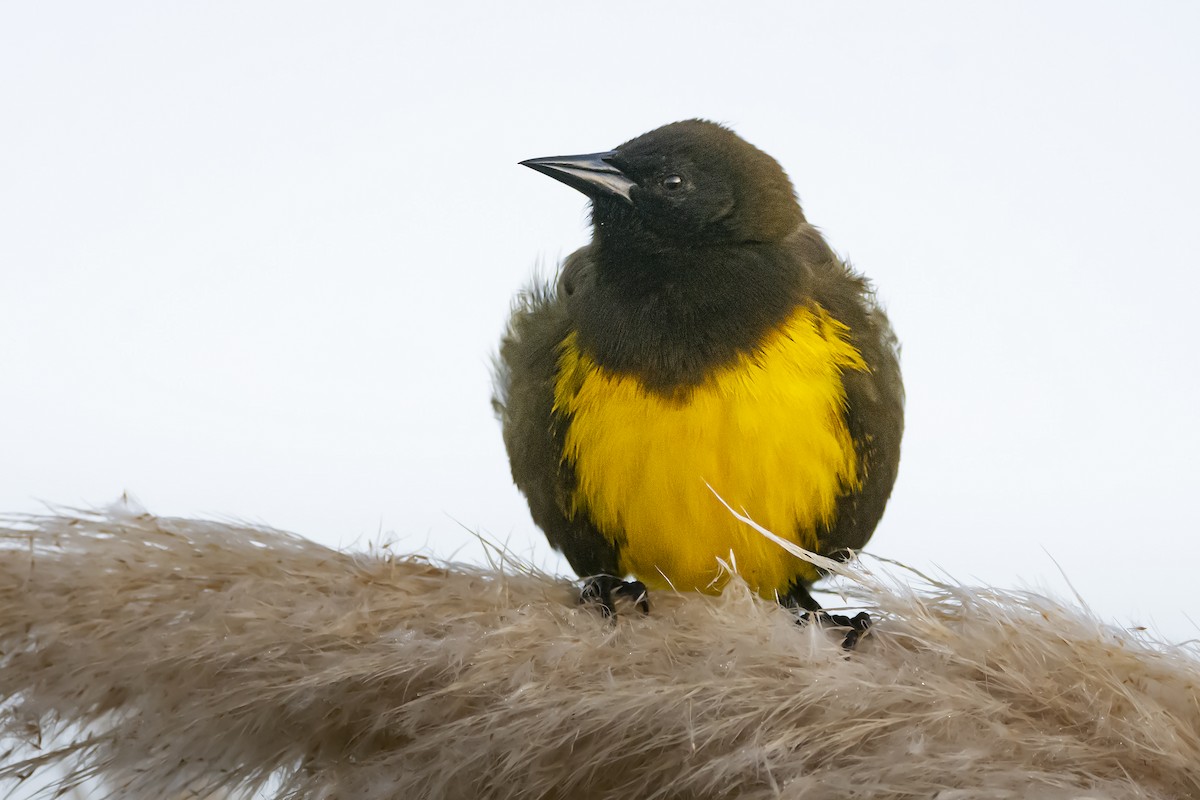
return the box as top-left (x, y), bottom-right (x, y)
top-left (799, 610), bottom-right (872, 650)
top-left (579, 575), bottom-right (650, 617)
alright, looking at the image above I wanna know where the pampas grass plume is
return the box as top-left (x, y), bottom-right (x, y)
top-left (3, 501), bottom-right (1200, 799)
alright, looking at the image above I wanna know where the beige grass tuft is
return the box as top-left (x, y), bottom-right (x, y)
top-left (3, 502), bottom-right (1200, 799)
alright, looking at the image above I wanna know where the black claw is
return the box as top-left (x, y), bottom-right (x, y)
top-left (848, 611), bottom-right (872, 630)
top-left (798, 610), bottom-right (872, 650)
top-left (579, 575), bottom-right (650, 617)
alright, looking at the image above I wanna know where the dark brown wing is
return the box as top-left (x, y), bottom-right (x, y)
top-left (492, 248), bottom-right (621, 578)
top-left (795, 225), bottom-right (906, 561)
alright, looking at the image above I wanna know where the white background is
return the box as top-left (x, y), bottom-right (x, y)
top-left (3, 3), bottom-right (1198, 639)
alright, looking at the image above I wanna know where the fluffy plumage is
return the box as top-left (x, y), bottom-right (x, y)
top-left (3, 504), bottom-right (1200, 799)
top-left (497, 120), bottom-right (904, 608)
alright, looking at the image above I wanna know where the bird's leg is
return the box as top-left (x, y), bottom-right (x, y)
top-left (579, 575), bottom-right (650, 617)
top-left (783, 583), bottom-right (871, 650)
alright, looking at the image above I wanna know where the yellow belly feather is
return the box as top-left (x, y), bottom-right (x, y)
top-left (554, 304), bottom-right (868, 596)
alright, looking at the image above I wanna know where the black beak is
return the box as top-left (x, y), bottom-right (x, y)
top-left (520, 151), bottom-right (636, 203)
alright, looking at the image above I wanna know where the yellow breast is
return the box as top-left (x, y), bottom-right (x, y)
top-left (553, 304), bottom-right (868, 596)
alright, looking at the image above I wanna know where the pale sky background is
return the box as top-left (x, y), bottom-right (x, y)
top-left (2, 3), bottom-right (1198, 640)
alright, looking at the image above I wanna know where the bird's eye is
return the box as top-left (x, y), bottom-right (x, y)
top-left (662, 174), bottom-right (684, 191)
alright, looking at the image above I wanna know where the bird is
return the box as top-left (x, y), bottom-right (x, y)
top-left (494, 120), bottom-right (903, 624)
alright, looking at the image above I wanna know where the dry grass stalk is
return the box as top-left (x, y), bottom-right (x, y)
top-left (2, 503), bottom-right (1199, 799)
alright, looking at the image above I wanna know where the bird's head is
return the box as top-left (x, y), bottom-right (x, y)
top-left (522, 120), bottom-right (804, 250)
